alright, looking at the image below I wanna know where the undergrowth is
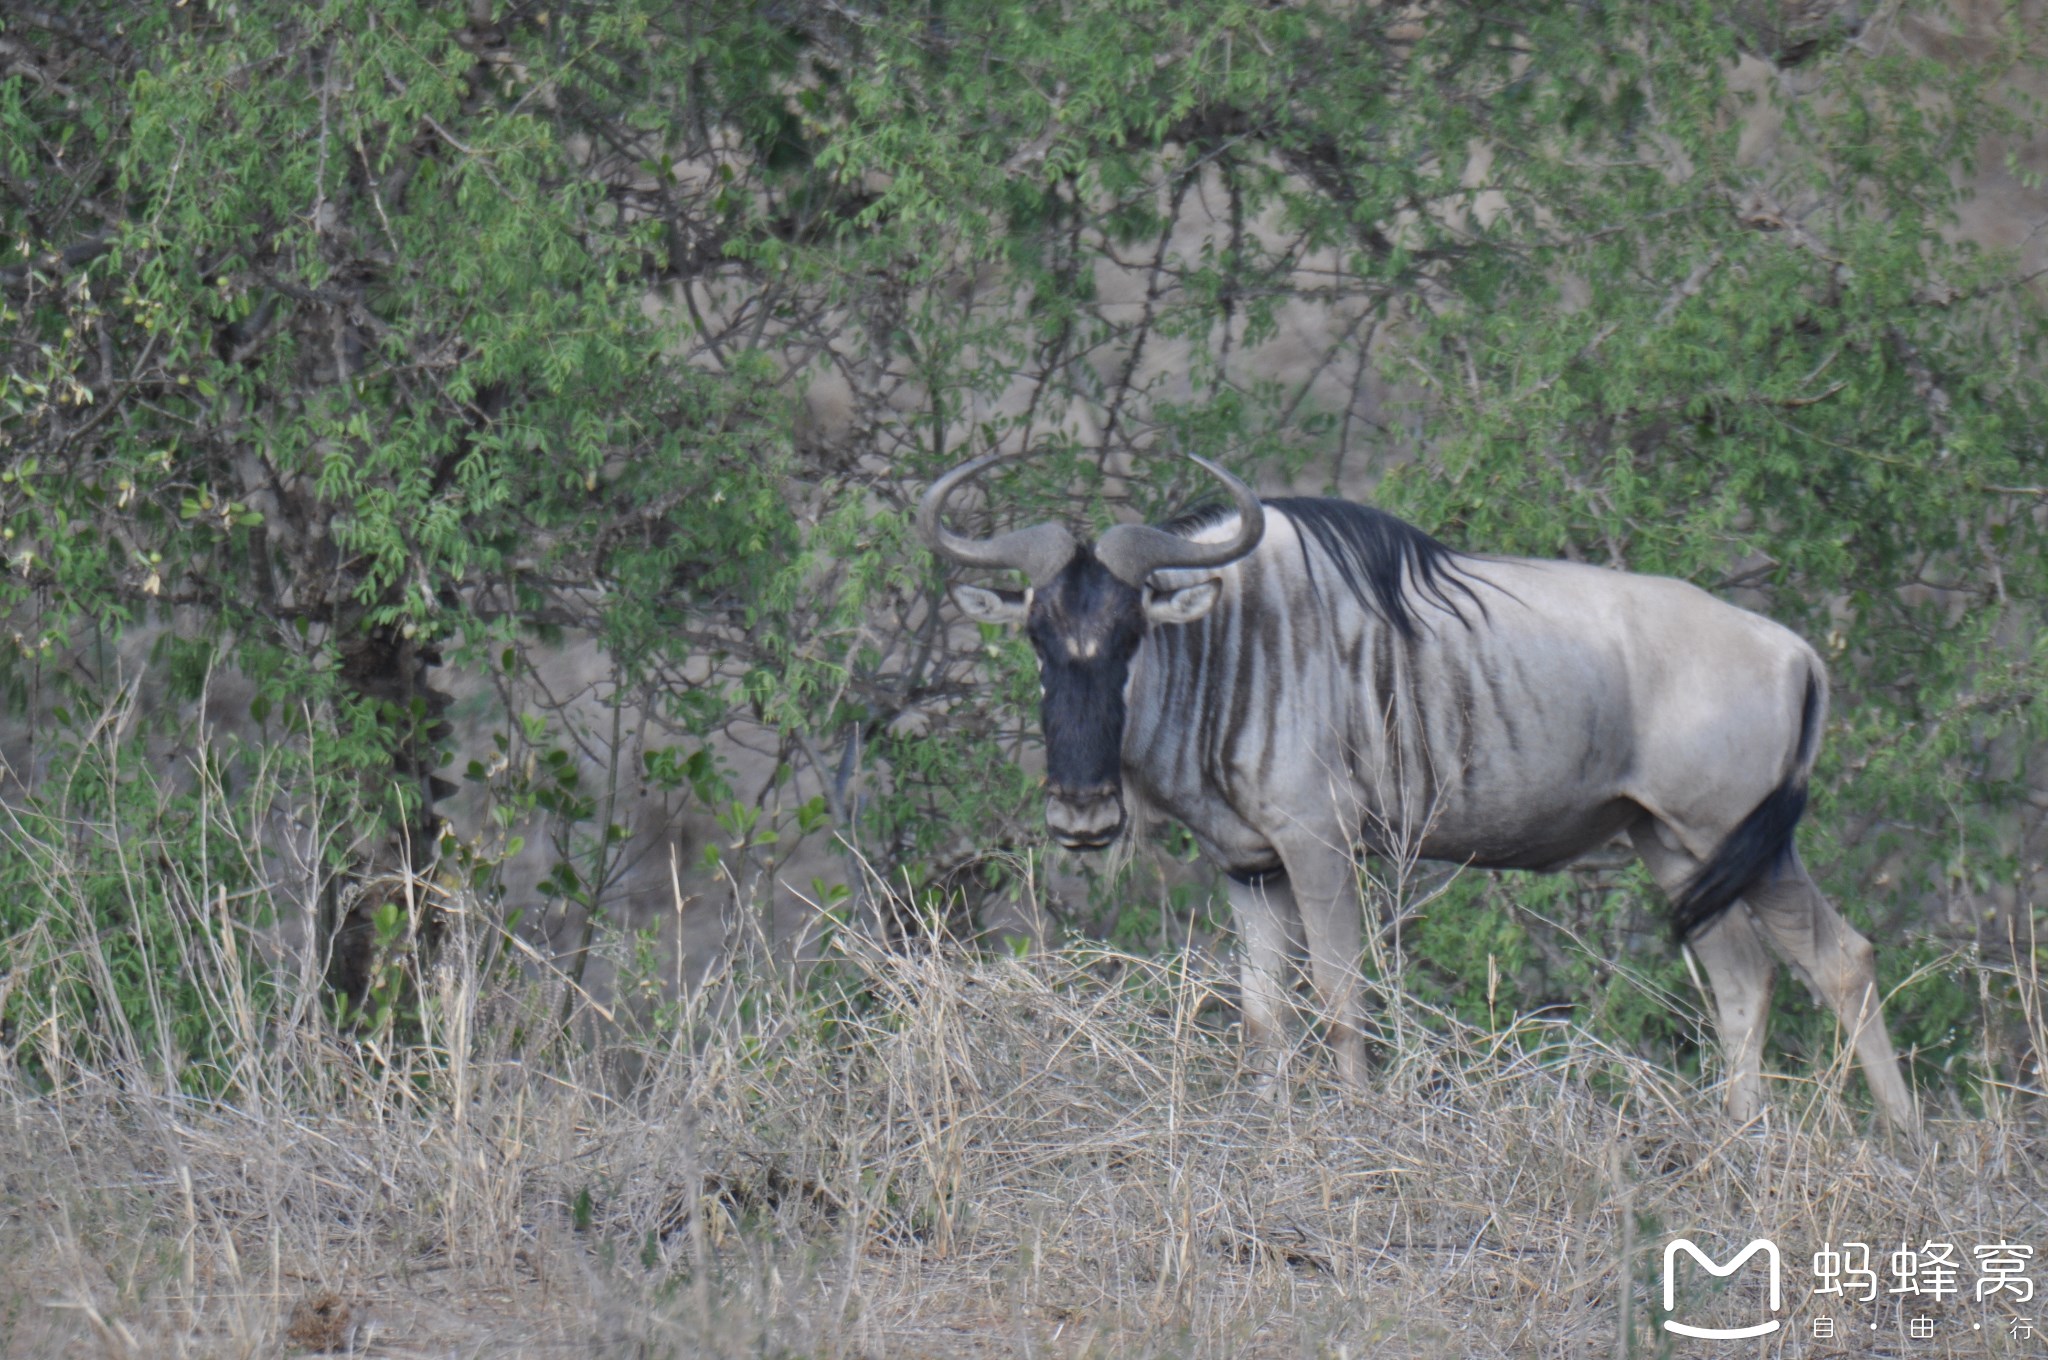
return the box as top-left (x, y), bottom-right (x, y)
top-left (3, 809), bottom-right (2045, 1358)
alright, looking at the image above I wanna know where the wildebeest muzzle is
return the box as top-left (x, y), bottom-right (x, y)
top-left (1045, 784), bottom-right (1125, 850)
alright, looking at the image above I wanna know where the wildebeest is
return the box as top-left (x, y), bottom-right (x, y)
top-left (920, 452), bottom-right (1918, 1134)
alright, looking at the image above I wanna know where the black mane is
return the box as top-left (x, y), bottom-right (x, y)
top-left (1163, 497), bottom-right (1481, 639)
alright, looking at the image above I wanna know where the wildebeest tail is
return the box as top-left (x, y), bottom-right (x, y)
top-left (1673, 673), bottom-right (1823, 941)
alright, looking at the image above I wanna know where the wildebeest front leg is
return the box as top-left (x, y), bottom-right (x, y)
top-left (1743, 863), bottom-right (1919, 1136)
top-left (1275, 838), bottom-right (1369, 1089)
top-left (1225, 872), bottom-right (1299, 1094)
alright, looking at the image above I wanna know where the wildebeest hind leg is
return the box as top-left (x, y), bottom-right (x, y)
top-left (1630, 816), bottom-right (1775, 1124)
top-left (1742, 862), bottom-right (1919, 1135)
top-left (1684, 910), bottom-right (1778, 1126)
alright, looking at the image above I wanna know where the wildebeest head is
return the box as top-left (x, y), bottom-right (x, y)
top-left (918, 454), bottom-right (1265, 850)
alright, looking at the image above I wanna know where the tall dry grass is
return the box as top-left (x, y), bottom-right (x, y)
top-left (2, 796), bottom-right (2045, 1357)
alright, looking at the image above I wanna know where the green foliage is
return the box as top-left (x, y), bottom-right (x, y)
top-left (0, 680), bottom-right (281, 1090)
top-left (3, 0), bottom-right (2044, 1113)
top-left (1, 0), bottom-right (800, 829)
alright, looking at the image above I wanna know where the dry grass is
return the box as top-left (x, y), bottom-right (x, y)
top-left (3, 855), bottom-right (2046, 1358)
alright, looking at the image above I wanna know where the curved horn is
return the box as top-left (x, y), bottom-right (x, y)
top-left (917, 453), bottom-right (1078, 585)
top-left (1095, 454), bottom-right (1265, 586)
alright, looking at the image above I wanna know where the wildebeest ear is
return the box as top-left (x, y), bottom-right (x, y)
top-left (952, 583), bottom-right (1030, 625)
top-left (1144, 579), bottom-right (1220, 625)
